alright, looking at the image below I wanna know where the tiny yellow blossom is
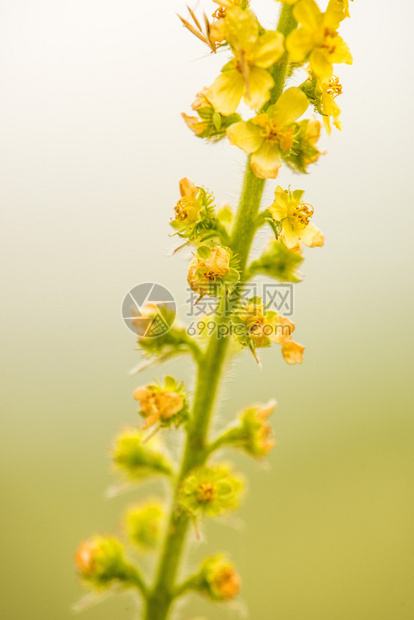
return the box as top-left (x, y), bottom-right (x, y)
top-left (318, 76), bottom-right (343, 133)
top-left (286, 0), bottom-right (353, 78)
top-left (133, 384), bottom-right (184, 430)
top-left (268, 186), bottom-right (324, 249)
top-left (227, 87), bottom-right (309, 178)
top-left (174, 177), bottom-right (199, 224)
top-left (207, 7), bottom-right (284, 115)
top-left (188, 245), bottom-right (236, 297)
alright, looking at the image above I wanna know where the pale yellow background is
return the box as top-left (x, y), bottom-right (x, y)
top-left (1, 1), bottom-right (413, 619)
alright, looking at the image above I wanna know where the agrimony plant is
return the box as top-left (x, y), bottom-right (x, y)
top-left (75, 0), bottom-right (353, 618)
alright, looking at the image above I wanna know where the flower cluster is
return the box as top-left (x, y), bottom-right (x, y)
top-left (76, 1), bottom-right (353, 617)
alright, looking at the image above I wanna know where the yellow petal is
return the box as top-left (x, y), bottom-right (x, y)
top-left (253, 31), bottom-right (285, 68)
top-left (181, 113), bottom-right (207, 137)
top-left (293, 0), bottom-right (322, 30)
top-left (330, 35), bottom-right (353, 65)
top-left (207, 70), bottom-right (245, 115)
top-left (325, 0), bottom-right (345, 29)
top-left (321, 91), bottom-right (341, 120)
top-left (179, 177), bottom-right (198, 198)
top-left (286, 27), bottom-right (313, 62)
top-left (323, 114), bottom-right (332, 135)
top-left (244, 67), bottom-right (274, 110)
top-left (133, 387), bottom-right (149, 402)
top-left (272, 87), bottom-right (309, 127)
top-left (250, 142), bottom-right (282, 179)
top-left (225, 7), bottom-right (258, 52)
top-left (281, 340), bottom-right (305, 364)
top-left (227, 121), bottom-right (264, 154)
top-left (299, 222), bottom-right (324, 247)
top-left (310, 49), bottom-right (333, 78)
top-left (282, 219), bottom-right (300, 249)
top-left (273, 315), bottom-right (295, 344)
top-left (268, 187), bottom-right (288, 220)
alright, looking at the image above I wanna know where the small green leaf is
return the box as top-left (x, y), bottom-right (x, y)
top-left (212, 112), bottom-right (222, 132)
top-left (197, 245), bottom-right (211, 259)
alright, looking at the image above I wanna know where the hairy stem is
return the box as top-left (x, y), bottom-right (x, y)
top-left (143, 6), bottom-right (296, 619)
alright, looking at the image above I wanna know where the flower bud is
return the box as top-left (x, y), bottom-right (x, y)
top-left (178, 464), bottom-right (243, 518)
top-left (284, 118), bottom-right (323, 173)
top-left (75, 536), bottom-right (130, 589)
top-left (198, 554), bottom-right (241, 601)
top-left (112, 429), bottom-right (173, 480)
top-left (248, 239), bottom-right (304, 283)
top-left (223, 401), bottom-right (276, 458)
top-left (124, 500), bottom-right (164, 552)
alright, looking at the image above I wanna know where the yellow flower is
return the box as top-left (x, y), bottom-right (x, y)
top-left (174, 177), bottom-right (199, 224)
top-left (286, 0), bottom-right (353, 78)
top-left (226, 87), bottom-right (309, 178)
top-left (268, 186), bottom-right (324, 249)
top-left (318, 75), bottom-right (342, 133)
top-left (187, 245), bottom-right (233, 297)
top-left (133, 384), bottom-right (185, 430)
top-left (207, 7), bottom-right (284, 115)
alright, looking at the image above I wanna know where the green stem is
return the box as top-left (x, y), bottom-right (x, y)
top-left (143, 6), bottom-right (297, 620)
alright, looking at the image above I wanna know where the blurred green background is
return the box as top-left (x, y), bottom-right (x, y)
top-left (1, 1), bottom-right (413, 619)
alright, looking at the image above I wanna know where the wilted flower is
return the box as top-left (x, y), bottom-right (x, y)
top-left (133, 376), bottom-right (188, 430)
top-left (187, 245), bottom-right (239, 299)
top-left (234, 297), bottom-right (305, 365)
